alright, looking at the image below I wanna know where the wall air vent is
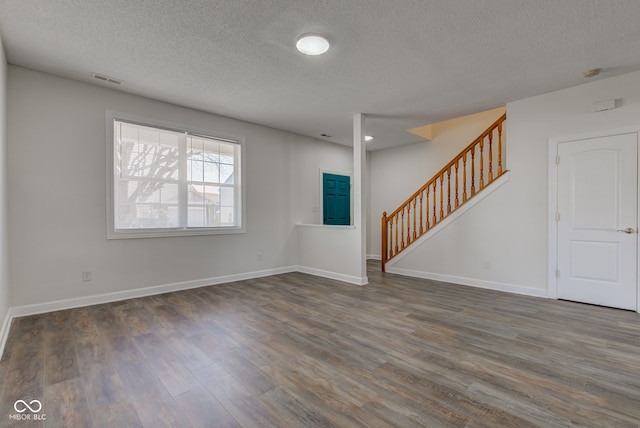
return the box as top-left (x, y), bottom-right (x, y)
top-left (91, 73), bottom-right (123, 85)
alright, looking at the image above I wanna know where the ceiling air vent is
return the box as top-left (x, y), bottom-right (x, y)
top-left (91, 73), bottom-right (123, 85)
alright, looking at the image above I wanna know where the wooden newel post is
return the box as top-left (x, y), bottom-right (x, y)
top-left (381, 211), bottom-right (387, 272)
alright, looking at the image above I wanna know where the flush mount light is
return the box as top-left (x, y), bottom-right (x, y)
top-left (296, 34), bottom-right (330, 56)
top-left (364, 135), bottom-right (374, 141)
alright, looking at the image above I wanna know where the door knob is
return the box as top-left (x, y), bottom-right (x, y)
top-left (617, 227), bottom-right (637, 234)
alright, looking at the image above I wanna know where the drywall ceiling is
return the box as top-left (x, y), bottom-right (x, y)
top-left (1, 0), bottom-right (639, 150)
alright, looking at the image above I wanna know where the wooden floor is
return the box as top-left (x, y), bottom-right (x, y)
top-left (1, 261), bottom-right (639, 427)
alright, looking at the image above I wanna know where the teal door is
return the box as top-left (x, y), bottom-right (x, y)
top-left (323, 173), bottom-right (350, 225)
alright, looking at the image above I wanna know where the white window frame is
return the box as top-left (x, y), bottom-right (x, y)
top-left (106, 111), bottom-right (246, 239)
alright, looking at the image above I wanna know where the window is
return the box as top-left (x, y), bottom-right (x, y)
top-left (107, 112), bottom-right (244, 238)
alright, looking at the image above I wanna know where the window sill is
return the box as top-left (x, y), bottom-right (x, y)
top-left (107, 227), bottom-right (245, 240)
top-left (296, 223), bottom-right (356, 229)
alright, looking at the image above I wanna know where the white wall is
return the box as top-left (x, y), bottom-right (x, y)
top-left (392, 71), bottom-right (640, 293)
top-left (369, 107), bottom-right (505, 256)
top-left (292, 116), bottom-right (367, 285)
top-left (289, 137), bottom-right (352, 225)
top-left (7, 66), bottom-right (351, 307)
top-left (0, 40), bottom-right (10, 339)
top-left (296, 225), bottom-right (364, 284)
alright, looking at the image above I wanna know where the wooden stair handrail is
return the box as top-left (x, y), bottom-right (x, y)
top-left (386, 113), bottom-right (505, 219)
top-left (381, 113), bottom-right (506, 272)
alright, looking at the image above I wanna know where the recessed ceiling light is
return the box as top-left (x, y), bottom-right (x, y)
top-left (364, 135), bottom-right (374, 141)
top-left (296, 34), bottom-right (330, 56)
top-left (583, 68), bottom-right (601, 78)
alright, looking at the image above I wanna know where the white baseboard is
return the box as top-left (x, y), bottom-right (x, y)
top-left (295, 266), bottom-right (368, 286)
top-left (386, 266), bottom-right (548, 299)
top-left (367, 254), bottom-right (381, 260)
top-left (2, 261), bottom-right (544, 359)
top-left (8, 266), bottom-right (298, 320)
top-left (0, 264), bottom-right (370, 358)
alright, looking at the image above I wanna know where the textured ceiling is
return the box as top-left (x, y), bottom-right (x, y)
top-left (1, 0), bottom-right (640, 150)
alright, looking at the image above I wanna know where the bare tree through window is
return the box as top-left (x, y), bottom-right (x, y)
top-left (113, 120), bottom-right (238, 230)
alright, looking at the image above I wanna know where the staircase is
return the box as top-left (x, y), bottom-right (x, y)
top-left (381, 113), bottom-right (507, 272)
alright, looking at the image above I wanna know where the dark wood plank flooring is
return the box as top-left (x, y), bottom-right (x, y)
top-left (1, 261), bottom-right (639, 427)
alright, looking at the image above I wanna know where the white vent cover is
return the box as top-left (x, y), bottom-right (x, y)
top-left (91, 73), bottom-right (123, 85)
top-left (593, 99), bottom-right (617, 112)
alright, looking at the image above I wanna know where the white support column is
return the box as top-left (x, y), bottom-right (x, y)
top-left (353, 113), bottom-right (368, 284)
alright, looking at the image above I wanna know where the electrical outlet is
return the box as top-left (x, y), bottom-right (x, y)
top-left (483, 261), bottom-right (491, 270)
top-left (82, 271), bottom-right (92, 281)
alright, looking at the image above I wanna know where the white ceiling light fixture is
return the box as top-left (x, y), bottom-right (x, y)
top-left (365, 135), bottom-right (374, 141)
top-left (296, 34), bottom-right (330, 56)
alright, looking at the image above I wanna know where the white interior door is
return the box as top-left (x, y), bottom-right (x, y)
top-left (557, 132), bottom-right (638, 310)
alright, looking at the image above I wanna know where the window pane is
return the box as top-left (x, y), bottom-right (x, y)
top-left (219, 142), bottom-right (234, 164)
top-left (120, 123), bottom-right (139, 142)
top-left (189, 159), bottom-right (203, 182)
top-left (219, 187), bottom-right (236, 226)
top-left (187, 205), bottom-right (219, 227)
top-left (116, 123), bottom-right (180, 180)
top-left (220, 163), bottom-right (234, 184)
top-left (220, 206), bottom-right (234, 226)
top-left (116, 179), bottom-right (179, 228)
top-left (116, 140), bottom-right (134, 178)
top-left (203, 140), bottom-right (219, 161)
top-left (187, 137), bottom-right (237, 186)
top-left (188, 185), bottom-right (219, 204)
top-left (112, 118), bottom-right (241, 235)
top-left (203, 161), bottom-right (219, 183)
top-left (187, 206), bottom-right (205, 227)
top-left (189, 137), bottom-right (204, 162)
top-left (188, 185), bottom-right (220, 227)
top-left (190, 149), bottom-right (204, 163)
top-left (190, 137), bottom-right (203, 152)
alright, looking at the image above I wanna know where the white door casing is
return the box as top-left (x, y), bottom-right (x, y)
top-left (551, 131), bottom-right (638, 311)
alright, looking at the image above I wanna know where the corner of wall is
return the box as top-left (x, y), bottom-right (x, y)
top-left (0, 308), bottom-right (12, 359)
top-left (0, 35), bottom-right (10, 359)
